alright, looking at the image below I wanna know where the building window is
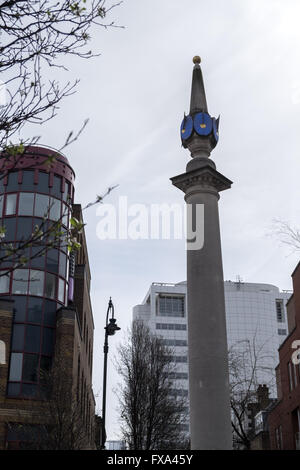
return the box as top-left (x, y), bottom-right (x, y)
top-left (278, 328), bottom-right (287, 336)
top-left (0, 271), bottom-right (10, 294)
top-left (161, 339), bottom-right (187, 347)
top-left (276, 300), bottom-right (285, 323)
top-left (168, 372), bottom-right (188, 380)
top-left (18, 193), bottom-right (34, 216)
top-left (12, 269), bottom-right (29, 295)
top-left (156, 323), bottom-right (186, 331)
top-left (9, 353), bottom-right (23, 381)
top-left (5, 193), bottom-right (17, 215)
top-left (166, 355), bottom-right (188, 363)
top-left (157, 295), bottom-right (185, 317)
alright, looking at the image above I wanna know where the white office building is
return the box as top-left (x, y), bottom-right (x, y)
top-left (133, 280), bottom-right (291, 431)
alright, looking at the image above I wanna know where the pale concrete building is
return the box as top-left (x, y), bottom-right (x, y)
top-left (133, 280), bottom-right (291, 435)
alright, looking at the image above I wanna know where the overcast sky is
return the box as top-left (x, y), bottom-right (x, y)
top-left (24, 0), bottom-right (300, 440)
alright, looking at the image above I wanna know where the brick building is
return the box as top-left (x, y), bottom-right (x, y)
top-left (0, 145), bottom-right (96, 449)
top-left (268, 261), bottom-right (300, 450)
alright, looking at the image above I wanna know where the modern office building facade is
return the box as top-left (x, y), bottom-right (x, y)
top-left (133, 280), bottom-right (291, 434)
top-left (0, 145), bottom-right (96, 449)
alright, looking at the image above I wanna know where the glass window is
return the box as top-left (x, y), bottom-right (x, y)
top-left (21, 171), bottom-right (35, 191)
top-left (12, 324), bottom-right (25, 350)
top-left (58, 252), bottom-right (67, 278)
top-left (7, 172), bottom-right (19, 191)
top-left (22, 383), bottom-right (37, 397)
top-left (22, 354), bottom-right (39, 381)
top-left (25, 326), bottom-right (41, 353)
top-left (18, 192), bottom-right (34, 216)
top-left (27, 297), bottom-right (43, 324)
top-left (44, 300), bottom-right (57, 327)
top-left (40, 356), bottom-right (52, 374)
top-left (0, 270), bottom-right (10, 293)
top-left (30, 246), bottom-right (46, 270)
top-left (0, 194), bottom-right (3, 216)
top-left (5, 193), bottom-right (17, 215)
top-left (63, 181), bottom-right (70, 203)
top-left (36, 172), bottom-right (49, 193)
top-left (42, 328), bottom-right (54, 355)
top-left (12, 296), bottom-right (27, 322)
top-left (9, 352), bottom-right (23, 381)
top-left (45, 272), bottom-right (56, 299)
top-left (16, 217), bottom-right (32, 241)
top-left (49, 197), bottom-right (61, 221)
top-left (158, 296), bottom-right (185, 317)
top-left (34, 193), bottom-right (50, 218)
top-left (1, 218), bottom-right (16, 241)
top-left (7, 382), bottom-right (21, 397)
top-left (28, 269), bottom-right (44, 296)
top-left (46, 249), bottom-right (58, 273)
top-left (58, 278), bottom-right (65, 304)
top-left (12, 269), bottom-right (29, 295)
top-left (61, 205), bottom-right (69, 228)
top-left (52, 175), bottom-right (62, 198)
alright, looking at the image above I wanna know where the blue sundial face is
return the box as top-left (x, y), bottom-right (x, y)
top-left (180, 115), bottom-right (193, 140)
top-left (213, 117), bottom-right (219, 143)
top-left (194, 112), bottom-right (213, 136)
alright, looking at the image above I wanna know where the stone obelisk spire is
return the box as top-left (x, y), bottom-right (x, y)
top-left (171, 57), bottom-right (232, 450)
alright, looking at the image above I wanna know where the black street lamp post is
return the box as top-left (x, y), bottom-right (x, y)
top-left (101, 297), bottom-right (120, 449)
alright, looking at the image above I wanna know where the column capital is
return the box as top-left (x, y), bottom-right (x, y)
top-left (170, 164), bottom-right (232, 196)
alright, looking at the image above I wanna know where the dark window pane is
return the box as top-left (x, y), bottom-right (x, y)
top-left (0, 177), bottom-right (4, 193)
top-left (42, 328), bottom-right (54, 355)
top-left (40, 356), bottom-right (52, 374)
top-left (36, 172), bottom-right (49, 193)
top-left (22, 354), bottom-right (39, 382)
top-left (16, 217), bottom-right (32, 241)
top-left (7, 172), bottom-right (19, 191)
top-left (2, 218), bottom-right (16, 241)
top-left (27, 297), bottom-right (43, 324)
top-left (7, 382), bottom-right (21, 397)
top-left (46, 249), bottom-right (58, 273)
top-left (12, 324), bottom-right (25, 350)
top-left (52, 175), bottom-right (62, 198)
top-left (22, 383), bottom-right (38, 398)
top-left (25, 325), bottom-right (41, 353)
top-left (0, 248), bottom-right (14, 268)
top-left (18, 192), bottom-right (34, 216)
top-left (44, 300), bottom-right (57, 326)
top-left (12, 296), bottom-right (27, 322)
top-left (21, 171), bottom-right (35, 191)
top-left (0, 193), bottom-right (4, 217)
top-left (30, 246), bottom-right (46, 269)
top-left (58, 252), bottom-right (67, 278)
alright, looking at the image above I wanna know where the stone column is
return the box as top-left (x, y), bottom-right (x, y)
top-left (171, 157), bottom-right (232, 449)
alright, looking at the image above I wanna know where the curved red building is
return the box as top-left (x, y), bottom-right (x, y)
top-left (0, 145), bottom-right (96, 449)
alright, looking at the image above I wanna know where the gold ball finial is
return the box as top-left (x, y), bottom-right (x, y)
top-left (193, 55), bottom-right (201, 64)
